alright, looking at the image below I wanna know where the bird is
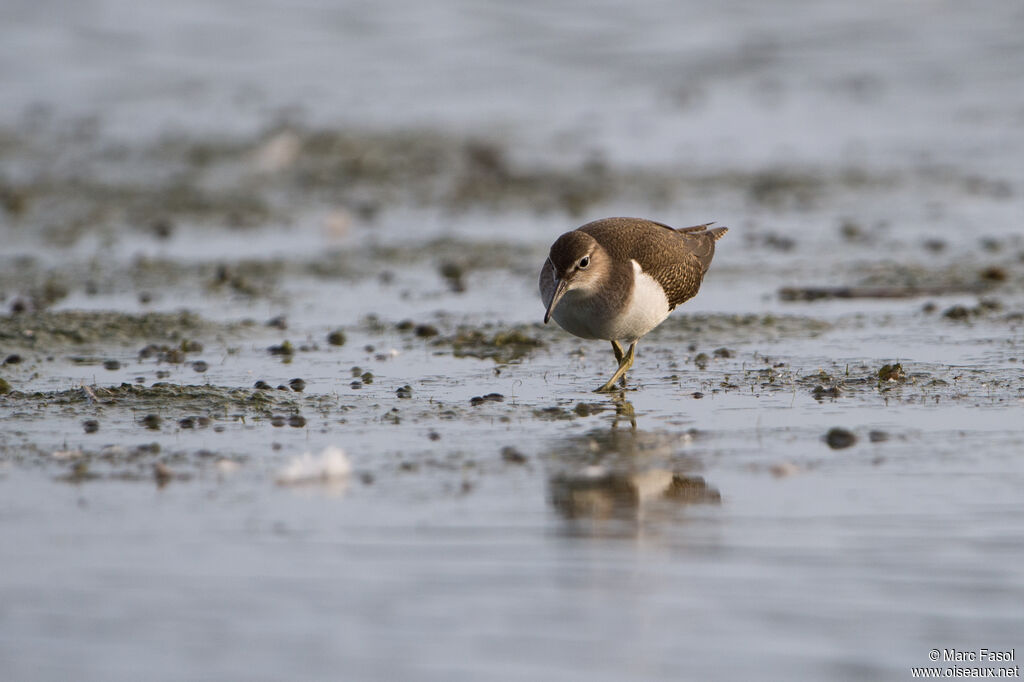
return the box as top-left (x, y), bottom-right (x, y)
top-left (540, 217), bottom-right (727, 392)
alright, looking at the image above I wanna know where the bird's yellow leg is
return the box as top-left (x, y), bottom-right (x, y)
top-left (595, 342), bottom-right (636, 392)
top-left (611, 340), bottom-right (625, 364)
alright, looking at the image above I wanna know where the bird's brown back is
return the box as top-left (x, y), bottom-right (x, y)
top-left (579, 217), bottom-right (727, 310)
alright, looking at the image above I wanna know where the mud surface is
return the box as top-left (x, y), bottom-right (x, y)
top-left (2, 2), bottom-right (1024, 681)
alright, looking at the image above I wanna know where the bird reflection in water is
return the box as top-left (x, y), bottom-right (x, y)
top-left (546, 401), bottom-right (721, 528)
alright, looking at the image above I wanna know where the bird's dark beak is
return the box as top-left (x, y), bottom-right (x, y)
top-left (544, 278), bottom-right (569, 324)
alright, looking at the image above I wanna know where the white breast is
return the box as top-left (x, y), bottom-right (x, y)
top-left (612, 260), bottom-right (671, 342)
top-left (551, 259), bottom-right (670, 343)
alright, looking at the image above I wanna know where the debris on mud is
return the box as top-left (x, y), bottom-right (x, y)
top-left (812, 384), bottom-right (841, 401)
top-left (470, 393), bottom-right (504, 406)
top-left (877, 363), bottom-right (906, 383)
top-left (942, 299), bottom-right (1003, 321)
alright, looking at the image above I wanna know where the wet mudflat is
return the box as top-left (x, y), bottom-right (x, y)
top-left (2, 1), bottom-right (1024, 680)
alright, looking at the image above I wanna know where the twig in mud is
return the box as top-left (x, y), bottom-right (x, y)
top-left (79, 383), bottom-right (99, 404)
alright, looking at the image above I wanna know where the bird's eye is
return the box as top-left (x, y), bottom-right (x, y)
top-left (578, 256), bottom-right (590, 269)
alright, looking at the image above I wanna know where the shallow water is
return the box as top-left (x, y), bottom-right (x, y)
top-left (2, 1), bottom-right (1024, 680)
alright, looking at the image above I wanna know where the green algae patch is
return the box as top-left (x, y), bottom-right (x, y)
top-left (657, 313), bottom-right (832, 343)
top-left (439, 325), bottom-right (545, 362)
top-left (0, 310), bottom-right (244, 349)
top-left (5, 382), bottom-right (296, 417)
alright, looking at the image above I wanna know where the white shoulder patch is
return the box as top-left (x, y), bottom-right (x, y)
top-left (608, 259), bottom-right (670, 342)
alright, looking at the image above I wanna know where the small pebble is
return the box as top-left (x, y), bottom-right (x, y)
top-left (980, 266), bottom-right (1007, 282)
top-left (501, 446), bottom-right (527, 464)
top-left (4, 354), bottom-right (23, 365)
top-left (327, 329), bottom-right (346, 346)
top-left (268, 341), bottom-right (294, 356)
top-left (825, 427), bottom-right (856, 450)
top-left (943, 305), bottom-right (971, 321)
top-left (152, 218), bottom-right (174, 239)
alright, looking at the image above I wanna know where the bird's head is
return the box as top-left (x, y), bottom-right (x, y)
top-left (543, 231), bottom-right (608, 323)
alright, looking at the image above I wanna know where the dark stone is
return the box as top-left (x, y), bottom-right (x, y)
top-left (501, 446), bottom-right (527, 464)
top-left (825, 427), bottom-right (856, 450)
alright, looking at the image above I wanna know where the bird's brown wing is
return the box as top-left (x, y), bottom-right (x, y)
top-left (580, 217), bottom-right (727, 310)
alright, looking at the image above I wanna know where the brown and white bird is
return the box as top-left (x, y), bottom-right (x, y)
top-left (540, 217), bottom-right (727, 392)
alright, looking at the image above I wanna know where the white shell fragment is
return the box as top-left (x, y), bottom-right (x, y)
top-left (276, 446), bottom-right (352, 486)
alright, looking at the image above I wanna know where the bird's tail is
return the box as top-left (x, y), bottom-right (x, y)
top-left (676, 222), bottom-right (729, 241)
